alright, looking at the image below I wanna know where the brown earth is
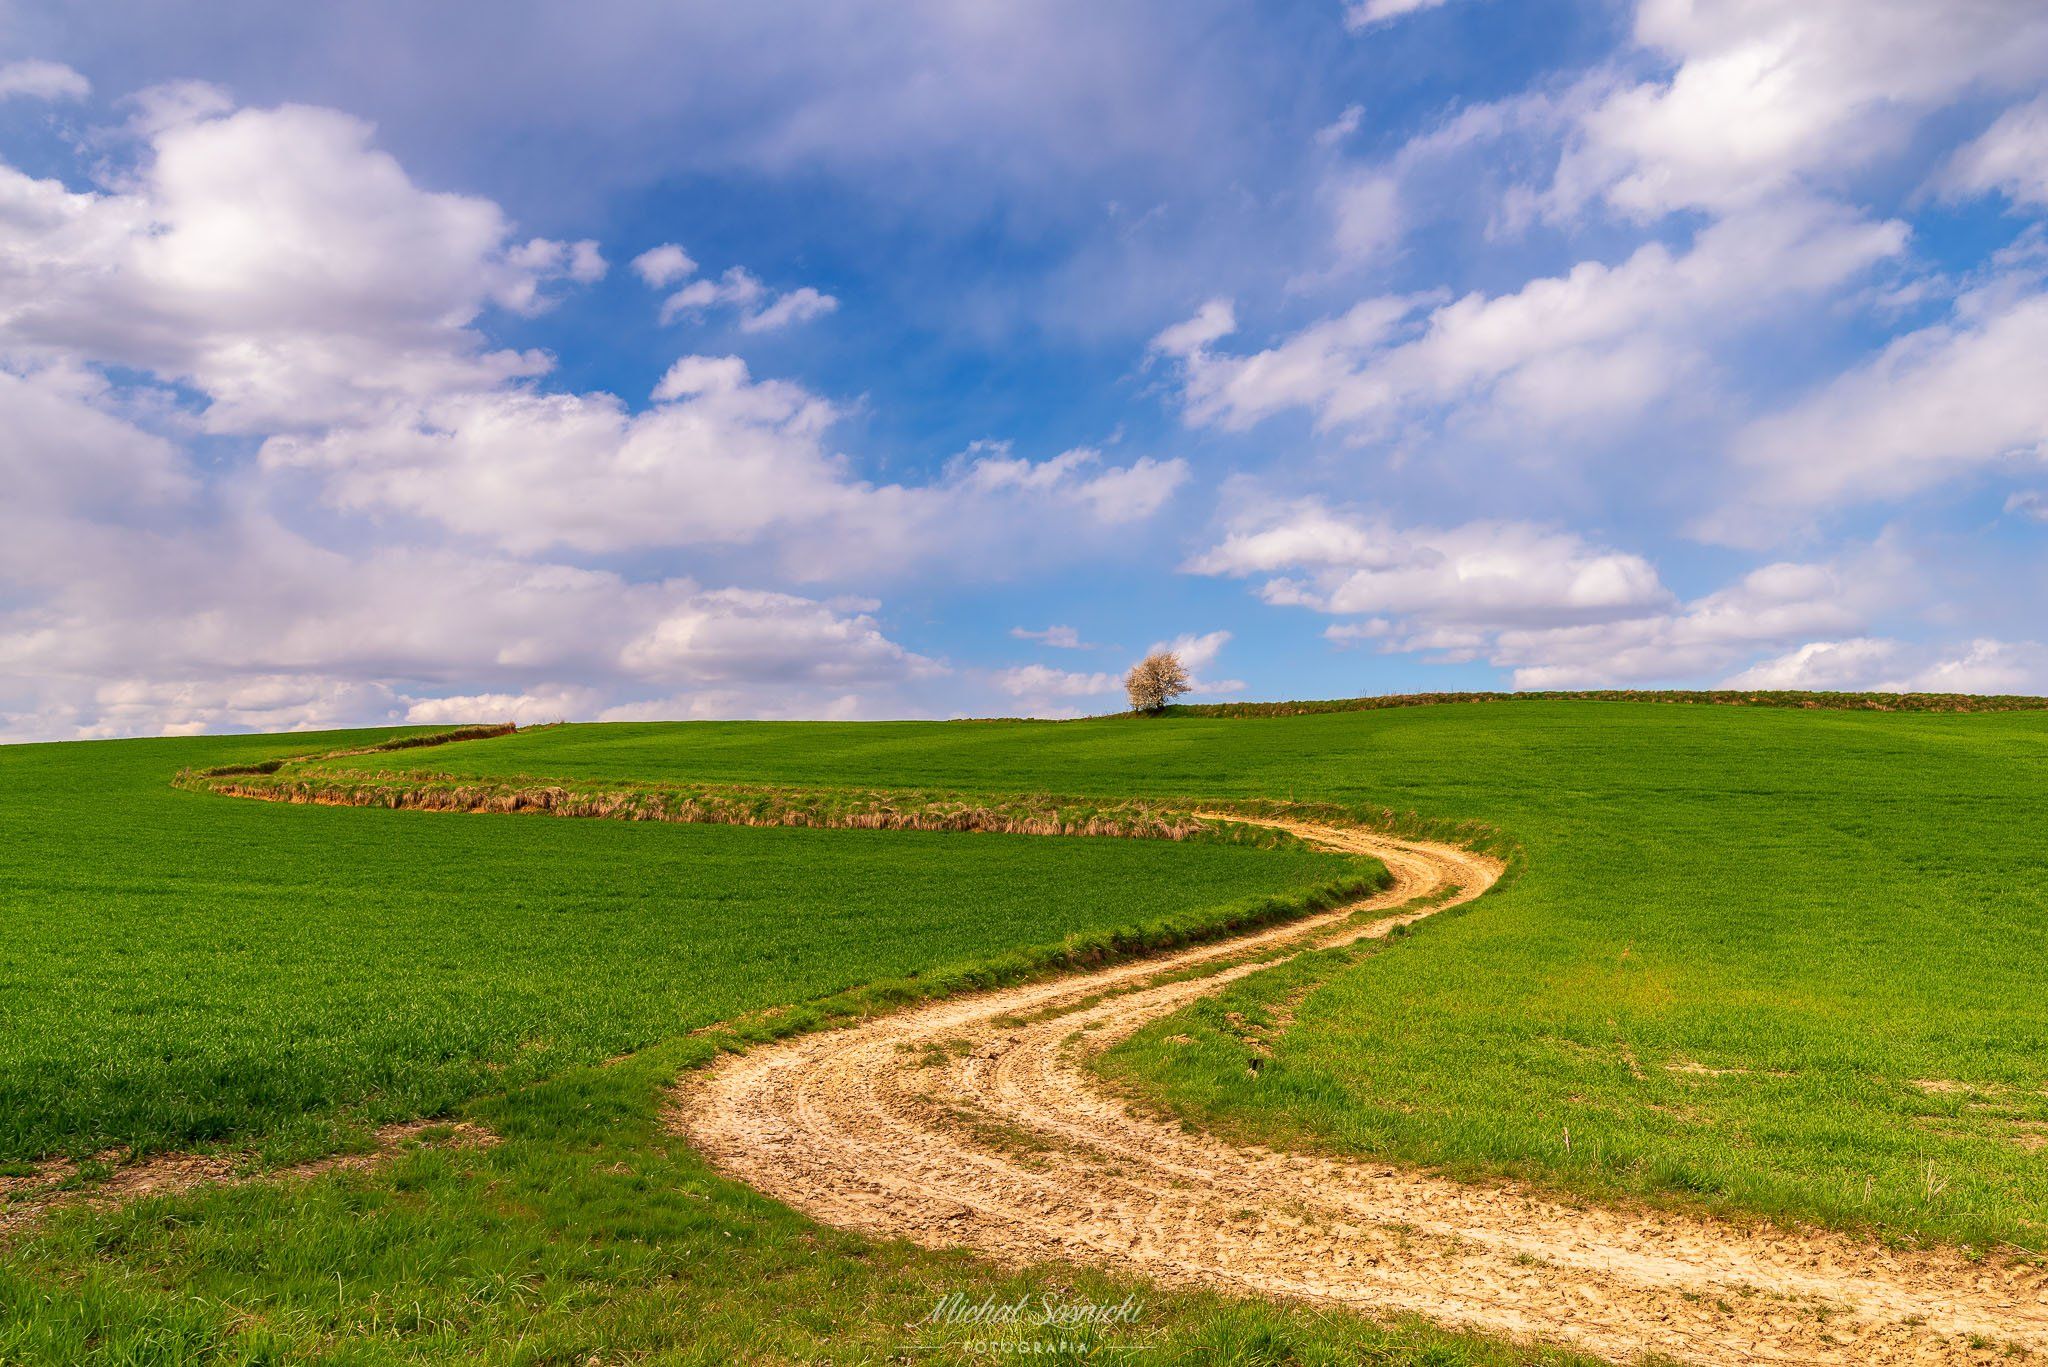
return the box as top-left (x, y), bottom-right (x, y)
top-left (0, 1120), bottom-right (495, 1242)
top-left (674, 816), bottom-right (2048, 1365)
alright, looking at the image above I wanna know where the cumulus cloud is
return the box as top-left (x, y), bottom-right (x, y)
top-left (631, 242), bottom-right (698, 287)
top-left (956, 445), bottom-right (1187, 524)
top-left (1722, 638), bottom-right (1903, 690)
top-left (0, 96), bottom-right (599, 431)
top-left (1309, 88), bottom-right (1570, 269)
top-left (992, 664), bottom-right (1121, 699)
top-left (1190, 501), bottom-right (1670, 628)
top-left (1724, 278), bottom-right (2048, 513)
top-left (1486, 560), bottom-right (1884, 688)
top-left (644, 259), bottom-right (839, 332)
top-left (0, 84), bottom-right (1208, 739)
top-left (1945, 96), bottom-right (2048, 208)
top-left (1188, 499), bottom-right (1924, 689)
top-left (0, 366), bottom-right (193, 542)
top-left (1224, 0), bottom-right (2048, 544)
top-left (0, 480), bottom-right (946, 739)
top-left (1888, 639), bottom-right (2048, 694)
top-left (504, 236), bottom-right (608, 299)
top-left (1551, 0), bottom-right (2048, 219)
top-left (1725, 637), bottom-right (2048, 695)
top-left (1155, 199), bottom-right (1904, 435)
top-left (262, 360), bottom-right (1186, 573)
top-left (404, 688), bottom-right (600, 727)
top-left (263, 357), bottom-right (848, 556)
top-left (617, 587), bottom-right (937, 687)
top-left (742, 286), bottom-right (839, 332)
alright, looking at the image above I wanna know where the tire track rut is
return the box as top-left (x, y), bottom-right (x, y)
top-left (675, 817), bottom-right (2048, 1364)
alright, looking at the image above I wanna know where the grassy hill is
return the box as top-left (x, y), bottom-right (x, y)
top-left (0, 728), bottom-right (1363, 1164)
top-left (322, 702), bottom-right (2048, 1248)
top-left (6, 698), bottom-right (2046, 1364)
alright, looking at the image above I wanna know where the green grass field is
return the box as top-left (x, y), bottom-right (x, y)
top-left (0, 729), bottom-right (1364, 1165)
top-left (0, 720), bottom-right (1572, 1367)
top-left (6, 699), bottom-right (2045, 1364)
top-left (328, 703), bottom-right (2048, 1248)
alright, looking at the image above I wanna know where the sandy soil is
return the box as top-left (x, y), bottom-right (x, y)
top-left (675, 817), bottom-right (2048, 1365)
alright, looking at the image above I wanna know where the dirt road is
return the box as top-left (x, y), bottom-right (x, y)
top-left (675, 816), bottom-right (2048, 1364)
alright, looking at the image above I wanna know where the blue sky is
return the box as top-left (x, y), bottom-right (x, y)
top-left (3, 0), bottom-right (2047, 737)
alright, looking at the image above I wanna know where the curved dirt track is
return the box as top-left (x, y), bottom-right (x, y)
top-left (676, 817), bottom-right (2048, 1365)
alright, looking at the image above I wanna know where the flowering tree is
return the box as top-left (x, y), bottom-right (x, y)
top-left (1124, 651), bottom-right (1192, 713)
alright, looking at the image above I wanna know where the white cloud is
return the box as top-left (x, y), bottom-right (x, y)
top-left (1309, 90), bottom-right (1568, 273)
top-left (1885, 639), bottom-right (2048, 694)
top-left (1554, 0), bottom-right (2048, 219)
top-left (1190, 501), bottom-right (1670, 627)
top-left (263, 362), bottom-right (1185, 571)
top-left (1945, 96), bottom-right (2048, 208)
top-left (0, 366), bottom-right (193, 542)
top-left (1156, 630), bottom-right (1227, 671)
top-left (1315, 104), bottom-right (1364, 148)
top-left (648, 352), bottom-right (751, 402)
top-left (598, 689), bottom-right (878, 723)
top-left (68, 675), bottom-right (404, 741)
top-left (1150, 299), bottom-right (1238, 358)
top-left (1492, 560), bottom-right (1882, 687)
top-left (1012, 625), bottom-right (1090, 648)
top-left (631, 242), bottom-right (698, 287)
top-left (261, 360), bottom-right (846, 555)
top-left (1187, 499), bottom-right (1919, 689)
top-left (504, 236), bottom-right (607, 297)
top-left (617, 587), bottom-right (937, 687)
top-left (1344, 0), bottom-right (1451, 30)
top-left (1724, 637), bottom-right (2048, 695)
top-left (977, 447), bottom-right (1185, 523)
top-left (123, 80), bottom-right (234, 135)
top-left (1727, 279), bottom-right (2048, 511)
top-left (0, 59), bottom-right (90, 101)
top-left (1328, 171), bottom-right (1401, 263)
top-left (0, 83), bottom-right (1199, 740)
top-left (1148, 629), bottom-right (1242, 694)
top-left (1722, 637), bottom-right (1901, 689)
top-left (992, 664), bottom-right (1121, 699)
top-left (656, 264), bottom-right (838, 331)
top-left (0, 87), bottom-right (1015, 739)
top-left (2006, 490), bottom-right (2048, 523)
top-left (0, 491), bottom-right (946, 740)
top-left (1156, 199), bottom-right (1904, 435)
top-left (0, 98), bottom-right (597, 432)
top-left (404, 688), bottom-right (600, 726)
top-left (742, 285), bottom-right (838, 332)
top-left (945, 442), bottom-right (1189, 525)
top-left (660, 269), bottom-right (760, 321)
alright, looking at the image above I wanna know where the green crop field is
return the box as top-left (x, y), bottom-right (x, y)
top-left (322, 702), bottom-right (2048, 1248)
top-left (7, 722), bottom-right (1537, 1367)
top-left (0, 729), bottom-right (1367, 1165)
top-left (5, 698), bottom-right (2046, 1365)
